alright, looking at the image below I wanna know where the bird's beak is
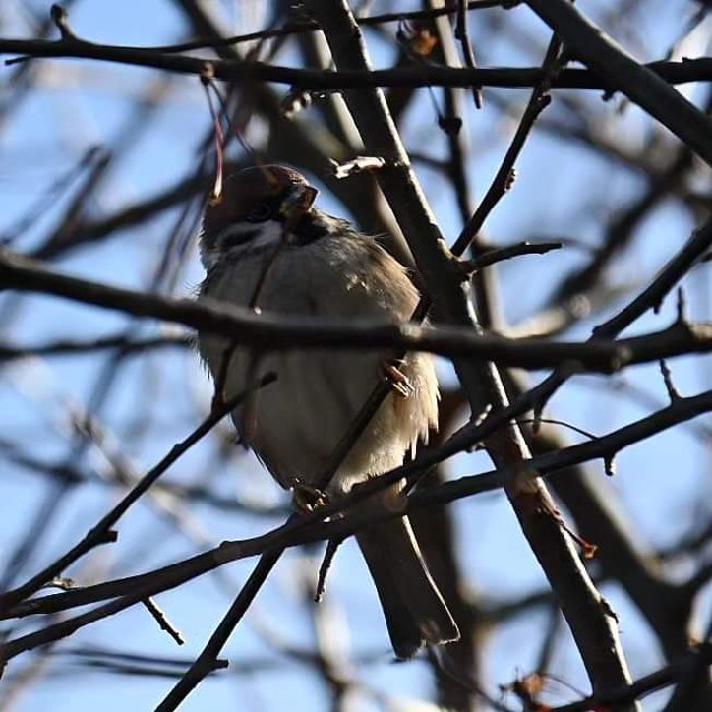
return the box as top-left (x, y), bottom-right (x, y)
top-left (279, 184), bottom-right (318, 221)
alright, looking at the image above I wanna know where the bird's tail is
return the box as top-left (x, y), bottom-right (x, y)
top-left (356, 514), bottom-right (460, 659)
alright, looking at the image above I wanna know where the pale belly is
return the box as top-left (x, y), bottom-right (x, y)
top-left (198, 236), bottom-right (438, 495)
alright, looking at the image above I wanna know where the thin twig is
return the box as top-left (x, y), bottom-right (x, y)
top-left (142, 598), bottom-right (185, 646)
top-left (454, 0), bottom-right (484, 108)
top-left (124, 2), bottom-right (514, 54)
top-left (0, 333), bottom-right (189, 361)
top-left (453, 34), bottom-right (564, 254)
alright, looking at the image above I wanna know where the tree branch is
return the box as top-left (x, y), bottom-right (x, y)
top-left (1, 38), bottom-right (711, 91)
top-left (3, 248), bottom-right (712, 371)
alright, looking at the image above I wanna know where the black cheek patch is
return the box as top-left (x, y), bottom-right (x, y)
top-left (291, 215), bottom-right (329, 246)
top-left (220, 229), bottom-right (260, 248)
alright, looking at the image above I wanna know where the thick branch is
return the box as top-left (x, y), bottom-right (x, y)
top-left (1, 38), bottom-right (712, 91)
top-left (300, 0), bottom-right (635, 703)
top-left (2, 248), bottom-right (712, 371)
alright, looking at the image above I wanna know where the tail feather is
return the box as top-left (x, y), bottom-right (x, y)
top-left (356, 514), bottom-right (460, 659)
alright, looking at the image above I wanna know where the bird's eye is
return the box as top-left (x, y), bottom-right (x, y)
top-left (246, 203), bottom-right (272, 223)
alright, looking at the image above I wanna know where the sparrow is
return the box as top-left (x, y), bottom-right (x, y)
top-left (197, 165), bottom-right (459, 659)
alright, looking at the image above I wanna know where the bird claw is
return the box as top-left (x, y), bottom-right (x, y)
top-left (291, 478), bottom-right (328, 512)
top-left (382, 359), bottom-right (414, 398)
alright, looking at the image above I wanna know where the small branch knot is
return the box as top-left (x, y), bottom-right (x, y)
top-left (659, 359), bottom-right (681, 402)
top-left (676, 286), bottom-right (688, 324)
top-left (50, 4), bottom-right (78, 41)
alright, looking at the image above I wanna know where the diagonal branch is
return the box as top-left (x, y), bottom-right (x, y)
top-left (524, 0), bottom-right (712, 166)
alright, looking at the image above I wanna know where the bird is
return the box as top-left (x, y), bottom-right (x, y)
top-left (197, 165), bottom-right (459, 659)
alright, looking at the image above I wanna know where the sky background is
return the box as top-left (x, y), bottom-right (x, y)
top-left (1, 1), bottom-right (711, 710)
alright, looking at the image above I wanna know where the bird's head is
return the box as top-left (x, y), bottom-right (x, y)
top-left (201, 165), bottom-right (319, 268)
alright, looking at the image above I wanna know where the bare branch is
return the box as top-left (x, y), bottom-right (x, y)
top-left (2, 37), bottom-right (712, 92)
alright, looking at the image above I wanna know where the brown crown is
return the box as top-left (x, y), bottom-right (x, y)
top-left (203, 165), bottom-right (311, 234)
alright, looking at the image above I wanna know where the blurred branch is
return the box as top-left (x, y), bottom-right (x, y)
top-left (138, 1), bottom-right (514, 53)
top-left (550, 136), bottom-right (697, 306)
top-left (2, 438), bottom-right (289, 516)
top-left (31, 168), bottom-right (205, 260)
top-left (548, 642), bottom-right (712, 711)
top-left (665, 617), bottom-right (712, 711)
top-left (0, 374), bottom-right (274, 612)
top-left (0, 333), bottom-right (189, 361)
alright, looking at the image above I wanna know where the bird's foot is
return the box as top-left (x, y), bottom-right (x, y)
top-left (382, 359), bottom-right (414, 398)
top-left (291, 478), bottom-right (328, 513)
